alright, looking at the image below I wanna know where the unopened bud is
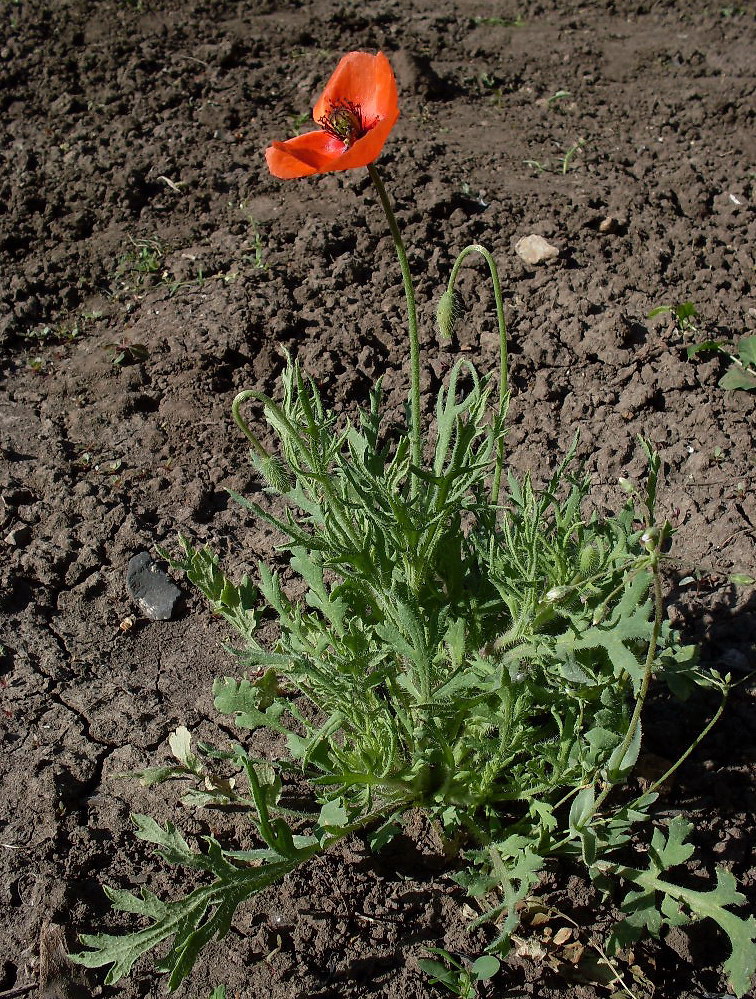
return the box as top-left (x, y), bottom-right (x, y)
top-left (545, 585), bottom-right (572, 604)
top-left (641, 526), bottom-right (660, 550)
top-left (252, 452), bottom-right (292, 493)
top-left (592, 604), bottom-right (608, 626)
top-left (618, 477), bottom-right (634, 494)
top-left (436, 288), bottom-right (464, 340)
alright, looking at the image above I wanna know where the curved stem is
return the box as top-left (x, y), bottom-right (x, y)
top-left (367, 163), bottom-right (421, 484)
top-left (642, 682), bottom-right (729, 798)
top-left (445, 244), bottom-right (509, 503)
top-left (232, 389), bottom-right (273, 459)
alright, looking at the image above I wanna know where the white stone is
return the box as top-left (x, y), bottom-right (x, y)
top-left (515, 234), bottom-right (560, 265)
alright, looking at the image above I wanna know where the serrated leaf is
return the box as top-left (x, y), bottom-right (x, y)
top-left (601, 818), bottom-right (756, 997)
top-left (212, 678), bottom-right (291, 734)
top-left (649, 815), bottom-right (694, 870)
top-left (71, 857), bottom-right (299, 990)
top-left (134, 764), bottom-right (190, 787)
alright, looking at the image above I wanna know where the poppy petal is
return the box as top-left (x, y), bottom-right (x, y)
top-left (330, 106), bottom-right (399, 171)
top-left (313, 51), bottom-right (397, 128)
top-left (265, 130), bottom-right (346, 179)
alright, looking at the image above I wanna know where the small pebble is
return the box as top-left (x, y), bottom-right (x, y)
top-left (515, 233), bottom-right (560, 265)
top-left (125, 551), bottom-right (182, 621)
top-left (4, 524), bottom-right (31, 547)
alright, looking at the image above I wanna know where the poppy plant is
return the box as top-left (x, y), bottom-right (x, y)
top-left (265, 51), bottom-right (399, 179)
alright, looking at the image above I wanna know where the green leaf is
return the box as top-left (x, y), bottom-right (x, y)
top-left (71, 844), bottom-right (301, 990)
top-left (417, 958), bottom-right (459, 990)
top-left (600, 818), bottom-right (756, 998)
top-left (212, 678), bottom-right (292, 735)
top-left (471, 954), bottom-right (500, 980)
top-left (686, 339), bottom-right (723, 358)
top-left (318, 798), bottom-right (348, 830)
top-left (605, 721), bottom-right (642, 783)
top-left (720, 365), bottom-right (756, 391)
top-left (133, 764), bottom-right (191, 787)
top-left (730, 573), bottom-right (756, 586)
top-left (568, 785), bottom-right (595, 833)
top-left (737, 335), bottom-right (756, 367)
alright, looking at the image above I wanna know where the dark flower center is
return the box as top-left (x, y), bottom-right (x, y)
top-left (319, 100), bottom-right (367, 148)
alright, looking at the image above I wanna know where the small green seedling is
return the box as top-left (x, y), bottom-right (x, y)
top-left (687, 335), bottom-right (756, 392)
top-left (417, 950), bottom-right (500, 998)
top-left (524, 138), bottom-right (585, 175)
top-left (288, 111), bottom-right (312, 131)
top-left (547, 89), bottom-right (572, 108)
top-left (647, 301), bottom-right (699, 333)
top-left (104, 340), bottom-right (148, 367)
top-left (114, 237), bottom-right (165, 294)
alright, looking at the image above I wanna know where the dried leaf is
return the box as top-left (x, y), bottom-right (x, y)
top-left (552, 926), bottom-right (573, 946)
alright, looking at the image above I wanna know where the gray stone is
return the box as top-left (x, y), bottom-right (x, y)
top-left (126, 551), bottom-right (182, 621)
top-left (515, 234), bottom-right (560, 266)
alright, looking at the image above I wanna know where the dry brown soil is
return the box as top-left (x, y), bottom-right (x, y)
top-left (1, 1), bottom-right (755, 997)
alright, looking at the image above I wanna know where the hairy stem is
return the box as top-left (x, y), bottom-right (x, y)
top-left (445, 244), bottom-right (509, 503)
top-left (367, 163), bottom-right (422, 486)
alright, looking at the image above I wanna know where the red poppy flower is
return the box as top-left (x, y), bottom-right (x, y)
top-left (265, 51), bottom-right (399, 179)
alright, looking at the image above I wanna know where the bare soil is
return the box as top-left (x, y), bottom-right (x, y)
top-left (1, 1), bottom-right (754, 997)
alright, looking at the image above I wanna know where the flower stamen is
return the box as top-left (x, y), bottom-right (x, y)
top-left (318, 100), bottom-right (367, 148)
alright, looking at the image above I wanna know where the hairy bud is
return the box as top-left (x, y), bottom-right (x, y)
top-left (436, 288), bottom-right (464, 340)
top-left (252, 451), bottom-right (292, 493)
top-left (618, 476), bottom-right (634, 494)
top-left (640, 526), bottom-right (660, 551)
top-left (544, 585), bottom-right (573, 604)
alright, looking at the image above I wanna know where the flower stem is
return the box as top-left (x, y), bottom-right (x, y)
top-left (367, 163), bottom-right (422, 483)
top-left (445, 244), bottom-right (509, 503)
top-left (232, 389), bottom-right (271, 460)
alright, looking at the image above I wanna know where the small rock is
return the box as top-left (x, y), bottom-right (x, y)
top-left (126, 551), bottom-right (182, 621)
top-left (4, 524), bottom-right (31, 547)
top-left (515, 234), bottom-right (560, 266)
top-left (598, 216), bottom-right (618, 233)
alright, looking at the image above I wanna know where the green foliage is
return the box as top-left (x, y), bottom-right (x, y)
top-left (687, 335), bottom-right (756, 392)
top-left (159, 536), bottom-right (259, 646)
top-left (74, 165), bottom-right (749, 995)
top-left (70, 750), bottom-right (321, 990)
top-left (73, 347), bottom-right (746, 993)
top-left (418, 948), bottom-right (500, 997)
top-left (648, 300), bottom-right (699, 333)
top-left (599, 817), bottom-right (756, 998)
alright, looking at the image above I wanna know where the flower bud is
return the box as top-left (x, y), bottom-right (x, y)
top-left (640, 526), bottom-right (660, 551)
top-left (545, 585), bottom-right (572, 603)
top-left (436, 288), bottom-right (464, 340)
top-left (252, 452), bottom-right (292, 493)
